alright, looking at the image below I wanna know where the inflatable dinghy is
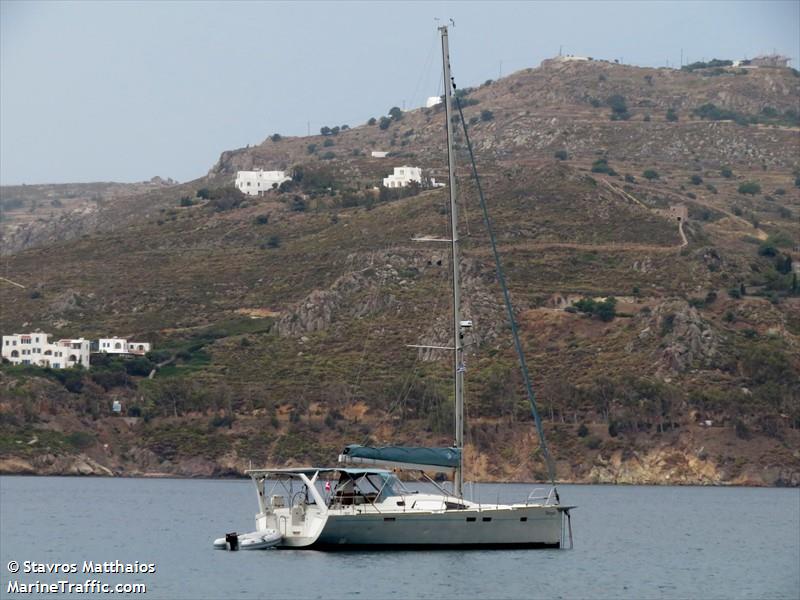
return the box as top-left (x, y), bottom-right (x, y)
top-left (213, 530), bottom-right (281, 551)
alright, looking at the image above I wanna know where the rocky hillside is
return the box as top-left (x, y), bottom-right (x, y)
top-left (1, 58), bottom-right (798, 485)
top-left (0, 177), bottom-right (180, 254)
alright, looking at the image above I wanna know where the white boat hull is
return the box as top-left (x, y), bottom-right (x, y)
top-left (314, 505), bottom-right (563, 548)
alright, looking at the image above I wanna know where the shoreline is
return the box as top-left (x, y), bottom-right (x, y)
top-left (1, 464), bottom-right (796, 488)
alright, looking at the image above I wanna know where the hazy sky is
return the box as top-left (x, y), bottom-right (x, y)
top-left (1, 0), bottom-right (798, 185)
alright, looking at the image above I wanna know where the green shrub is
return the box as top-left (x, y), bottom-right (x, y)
top-left (290, 196), bottom-right (307, 212)
top-left (197, 188), bottom-right (211, 200)
top-left (480, 109), bottom-right (494, 122)
top-left (254, 214), bottom-right (269, 225)
top-left (591, 158), bottom-right (614, 174)
top-left (322, 138), bottom-right (334, 147)
top-left (607, 94), bottom-right (630, 120)
top-left (738, 181), bottom-right (761, 195)
top-left (681, 59), bottom-right (733, 71)
top-left (577, 423), bottom-right (589, 437)
top-left (554, 150), bottom-right (568, 160)
top-left (643, 169), bottom-right (660, 180)
top-left (721, 167), bottom-right (734, 178)
top-left (208, 187), bottom-right (245, 212)
top-left (123, 357), bottom-right (153, 377)
top-left (266, 235), bottom-right (280, 249)
top-left (147, 350), bottom-right (171, 363)
top-left (179, 196), bottom-right (194, 207)
top-left (67, 431), bottom-right (95, 450)
top-left (306, 143), bottom-right (317, 154)
top-left (586, 436), bottom-right (602, 449)
top-left (573, 297), bottom-right (617, 321)
top-left (624, 174), bottom-right (636, 183)
top-left (690, 174), bottom-right (703, 185)
top-left (692, 103), bottom-right (749, 125)
top-left (379, 117), bottom-right (391, 130)
top-left (367, 117), bottom-right (376, 126)
top-left (758, 242), bottom-right (778, 257)
top-left (91, 369), bottom-right (128, 391)
top-left (270, 133), bottom-right (282, 142)
top-left (666, 108), bottom-right (678, 122)
top-left (321, 151), bottom-right (336, 160)
top-left (320, 126), bottom-right (332, 136)
top-left (210, 414), bottom-right (235, 429)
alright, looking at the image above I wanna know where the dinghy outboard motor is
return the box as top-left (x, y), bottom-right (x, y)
top-left (214, 529), bottom-right (282, 550)
top-left (225, 532), bottom-right (239, 551)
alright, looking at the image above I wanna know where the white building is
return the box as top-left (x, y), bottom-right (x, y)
top-left (426, 96), bottom-right (442, 108)
top-left (96, 338), bottom-right (151, 356)
top-left (371, 151), bottom-right (389, 158)
top-left (1, 333), bottom-right (91, 369)
top-left (235, 170), bottom-right (291, 196)
top-left (556, 55), bottom-right (590, 62)
top-left (383, 166), bottom-right (423, 188)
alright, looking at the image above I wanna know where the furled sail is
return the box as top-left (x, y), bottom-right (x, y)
top-left (338, 444), bottom-right (461, 473)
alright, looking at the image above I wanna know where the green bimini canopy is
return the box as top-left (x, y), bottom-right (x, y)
top-left (338, 444), bottom-right (461, 474)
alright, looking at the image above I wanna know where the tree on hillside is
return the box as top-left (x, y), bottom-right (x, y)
top-left (738, 181), bottom-right (761, 195)
top-left (607, 94), bottom-right (630, 120)
top-left (388, 107), bottom-right (403, 120)
top-left (666, 108), bottom-right (678, 122)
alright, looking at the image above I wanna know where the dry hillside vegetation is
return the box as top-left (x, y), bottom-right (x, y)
top-left (1, 59), bottom-right (798, 484)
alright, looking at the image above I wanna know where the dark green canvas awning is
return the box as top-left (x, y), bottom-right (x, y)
top-left (338, 444), bottom-right (461, 473)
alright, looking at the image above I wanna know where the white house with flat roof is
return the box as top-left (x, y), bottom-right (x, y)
top-left (383, 166), bottom-right (423, 188)
top-left (235, 170), bottom-right (291, 196)
top-left (96, 338), bottom-right (151, 356)
top-left (2, 333), bottom-right (90, 369)
top-left (426, 96), bottom-right (442, 108)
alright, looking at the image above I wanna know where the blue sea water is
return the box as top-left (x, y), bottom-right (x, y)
top-left (0, 477), bottom-right (797, 600)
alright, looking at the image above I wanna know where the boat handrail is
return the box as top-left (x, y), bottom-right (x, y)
top-left (526, 487), bottom-right (557, 506)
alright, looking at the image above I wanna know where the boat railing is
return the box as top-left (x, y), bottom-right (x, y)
top-left (526, 487), bottom-right (558, 506)
top-left (278, 515), bottom-right (288, 537)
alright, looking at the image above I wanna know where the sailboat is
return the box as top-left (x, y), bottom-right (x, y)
top-left (219, 25), bottom-right (573, 550)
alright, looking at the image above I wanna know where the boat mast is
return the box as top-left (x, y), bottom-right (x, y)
top-left (439, 25), bottom-right (464, 498)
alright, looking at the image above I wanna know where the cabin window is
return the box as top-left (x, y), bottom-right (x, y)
top-left (520, 517), bottom-right (528, 522)
top-left (482, 517), bottom-right (492, 522)
top-left (466, 517), bottom-right (476, 522)
top-left (383, 517), bottom-right (396, 522)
